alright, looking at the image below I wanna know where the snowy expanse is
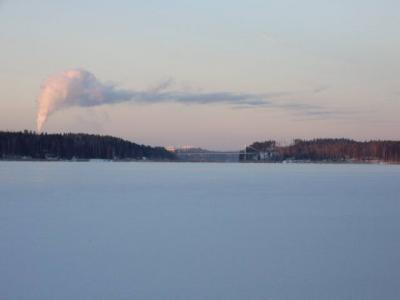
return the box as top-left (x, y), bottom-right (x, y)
top-left (1, 162), bottom-right (399, 300)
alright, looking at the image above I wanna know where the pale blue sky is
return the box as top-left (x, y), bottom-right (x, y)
top-left (1, 0), bottom-right (399, 149)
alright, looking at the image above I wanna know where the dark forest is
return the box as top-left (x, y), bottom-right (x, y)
top-left (240, 139), bottom-right (400, 163)
top-left (0, 131), bottom-right (176, 160)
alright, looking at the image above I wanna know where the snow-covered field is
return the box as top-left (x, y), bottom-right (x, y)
top-left (1, 162), bottom-right (399, 300)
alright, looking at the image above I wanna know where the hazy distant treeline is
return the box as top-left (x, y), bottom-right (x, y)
top-left (241, 139), bottom-right (400, 163)
top-left (0, 131), bottom-right (176, 160)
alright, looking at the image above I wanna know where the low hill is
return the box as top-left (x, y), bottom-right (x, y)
top-left (0, 131), bottom-right (176, 161)
top-left (241, 138), bottom-right (400, 163)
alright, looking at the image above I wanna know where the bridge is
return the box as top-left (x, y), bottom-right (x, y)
top-left (173, 145), bottom-right (262, 162)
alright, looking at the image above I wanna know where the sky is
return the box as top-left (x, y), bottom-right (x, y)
top-left (0, 0), bottom-right (399, 150)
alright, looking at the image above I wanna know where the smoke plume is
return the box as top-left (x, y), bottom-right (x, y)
top-left (37, 69), bottom-right (269, 132)
top-left (37, 69), bottom-right (131, 132)
top-left (36, 69), bottom-right (331, 132)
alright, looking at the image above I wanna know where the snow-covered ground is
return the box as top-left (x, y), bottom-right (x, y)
top-left (1, 162), bottom-right (399, 300)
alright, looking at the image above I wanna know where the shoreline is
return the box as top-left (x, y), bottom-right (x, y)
top-left (1, 158), bottom-right (399, 165)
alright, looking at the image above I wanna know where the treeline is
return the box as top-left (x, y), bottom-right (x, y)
top-left (240, 139), bottom-right (400, 163)
top-left (0, 131), bottom-right (176, 160)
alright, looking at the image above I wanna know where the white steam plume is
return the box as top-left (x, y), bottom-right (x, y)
top-left (36, 69), bottom-right (334, 132)
top-left (36, 69), bottom-right (132, 132)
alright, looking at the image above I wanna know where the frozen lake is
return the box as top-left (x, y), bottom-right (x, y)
top-left (0, 162), bottom-right (399, 300)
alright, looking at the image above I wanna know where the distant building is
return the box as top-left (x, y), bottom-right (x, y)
top-left (165, 146), bottom-right (176, 152)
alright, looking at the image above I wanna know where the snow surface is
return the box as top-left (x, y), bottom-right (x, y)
top-left (0, 162), bottom-right (400, 300)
